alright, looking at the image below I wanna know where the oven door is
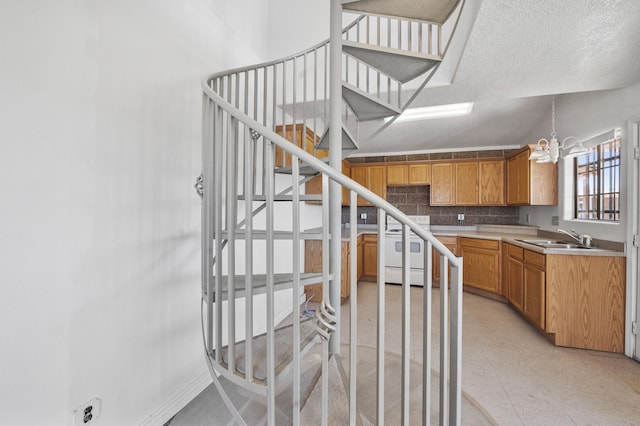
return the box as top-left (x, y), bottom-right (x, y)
top-left (385, 233), bottom-right (424, 269)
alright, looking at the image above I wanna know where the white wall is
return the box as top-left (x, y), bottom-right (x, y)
top-left (519, 83), bottom-right (640, 243)
top-left (0, 0), bottom-right (274, 424)
top-left (267, 0), bottom-right (330, 59)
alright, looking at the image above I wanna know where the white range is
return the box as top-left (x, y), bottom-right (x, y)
top-left (385, 215), bottom-right (431, 286)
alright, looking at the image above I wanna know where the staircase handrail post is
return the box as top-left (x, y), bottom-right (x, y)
top-left (328, 0), bottom-right (343, 356)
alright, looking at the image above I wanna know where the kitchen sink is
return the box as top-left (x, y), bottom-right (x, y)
top-left (515, 239), bottom-right (591, 249)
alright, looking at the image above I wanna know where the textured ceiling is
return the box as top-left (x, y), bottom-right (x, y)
top-left (357, 0), bottom-right (640, 155)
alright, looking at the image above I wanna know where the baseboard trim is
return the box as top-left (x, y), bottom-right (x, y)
top-left (138, 370), bottom-right (212, 426)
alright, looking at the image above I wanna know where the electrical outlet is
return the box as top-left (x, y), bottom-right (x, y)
top-left (74, 398), bottom-right (101, 425)
top-left (360, 213), bottom-right (367, 220)
top-left (457, 213), bottom-right (464, 221)
top-left (551, 216), bottom-right (559, 226)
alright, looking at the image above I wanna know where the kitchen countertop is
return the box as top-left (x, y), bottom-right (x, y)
top-left (304, 224), bottom-right (625, 257)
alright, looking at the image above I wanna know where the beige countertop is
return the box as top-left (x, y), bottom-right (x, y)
top-left (305, 224), bottom-right (625, 257)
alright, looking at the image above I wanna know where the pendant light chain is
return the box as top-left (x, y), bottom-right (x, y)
top-left (550, 95), bottom-right (556, 138)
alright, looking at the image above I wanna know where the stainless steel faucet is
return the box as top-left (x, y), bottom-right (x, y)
top-left (557, 228), bottom-right (592, 248)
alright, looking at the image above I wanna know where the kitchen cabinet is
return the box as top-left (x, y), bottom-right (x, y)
top-left (432, 236), bottom-right (458, 286)
top-left (387, 164), bottom-right (408, 186)
top-left (506, 244), bottom-right (524, 312)
top-left (454, 162), bottom-right (479, 205)
top-left (305, 160), bottom-right (350, 205)
top-left (362, 234), bottom-right (378, 277)
top-left (503, 243), bottom-right (624, 352)
top-left (408, 163), bottom-right (431, 185)
top-left (351, 165), bottom-right (386, 206)
top-left (275, 124), bottom-right (326, 168)
top-left (479, 160), bottom-right (505, 205)
top-left (387, 163), bottom-right (431, 186)
top-left (304, 240), bottom-right (352, 303)
top-left (430, 163), bottom-right (454, 206)
top-left (357, 235), bottom-right (364, 280)
top-left (459, 238), bottom-right (501, 293)
top-left (546, 254), bottom-right (625, 353)
top-left (506, 145), bottom-right (557, 205)
top-left (523, 250), bottom-right (545, 330)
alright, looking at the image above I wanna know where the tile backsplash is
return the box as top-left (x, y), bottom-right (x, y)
top-left (343, 185), bottom-right (520, 226)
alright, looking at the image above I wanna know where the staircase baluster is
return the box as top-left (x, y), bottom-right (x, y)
top-left (244, 127), bottom-right (254, 382)
top-left (227, 115), bottom-right (238, 373)
top-left (291, 155), bottom-right (301, 424)
top-left (265, 139), bottom-right (276, 426)
top-left (401, 224), bottom-right (411, 425)
top-left (214, 104), bottom-right (224, 361)
top-left (348, 191), bottom-right (358, 426)
top-left (320, 173), bottom-right (330, 426)
top-left (376, 209), bottom-right (386, 424)
top-left (450, 264), bottom-right (463, 424)
top-left (438, 25), bottom-right (443, 56)
top-left (423, 241), bottom-right (433, 426)
top-left (439, 255), bottom-right (449, 426)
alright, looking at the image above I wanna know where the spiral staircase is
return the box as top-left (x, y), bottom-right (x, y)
top-left (198, 1), bottom-right (467, 424)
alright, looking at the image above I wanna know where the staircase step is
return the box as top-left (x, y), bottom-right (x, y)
top-left (218, 229), bottom-right (322, 240)
top-left (316, 123), bottom-right (359, 151)
top-left (343, 40), bottom-right (441, 83)
top-left (238, 194), bottom-right (323, 202)
top-left (218, 317), bottom-right (319, 384)
top-left (343, 0), bottom-right (460, 24)
top-left (206, 272), bottom-right (328, 301)
top-left (342, 82), bottom-right (401, 121)
top-left (275, 157), bottom-right (329, 176)
top-left (300, 354), bottom-right (351, 425)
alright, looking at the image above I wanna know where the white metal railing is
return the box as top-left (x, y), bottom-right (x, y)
top-left (200, 82), bottom-right (463, 424)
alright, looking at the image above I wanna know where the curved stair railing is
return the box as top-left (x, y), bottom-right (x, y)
top-left (199, 2), bottom-right (465, 425)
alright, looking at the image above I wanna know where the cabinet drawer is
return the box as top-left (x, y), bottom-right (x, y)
top-left (524, 250), bottom-right (545, 268)
top-left (460, 238), bottom-right (499, 251)
top-left (508, 244), bottom-right (524, 260)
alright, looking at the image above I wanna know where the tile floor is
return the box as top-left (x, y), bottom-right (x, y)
top-left (172, 282), bottom-right (640, 425)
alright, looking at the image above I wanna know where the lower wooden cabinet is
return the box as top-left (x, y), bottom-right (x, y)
top-left (432, 236), bottom-right (458, 286)
top-left (304, 234), bottom-right (370, 303)
top-left (362, 234), bottom-right (378, 277)
top-left (459, 238), bottom-right (501, 293)
top-left (506, 244), bottom-right (524, 312)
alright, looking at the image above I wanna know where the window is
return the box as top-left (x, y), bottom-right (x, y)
top-left (574, 137), bottom-right (621, 221)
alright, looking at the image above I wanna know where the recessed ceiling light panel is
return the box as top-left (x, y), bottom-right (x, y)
top-left (390, 102), bottom-right (474, 123)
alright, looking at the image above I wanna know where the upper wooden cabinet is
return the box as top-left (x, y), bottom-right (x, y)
top-left (387, 163), bottom-right (431, 186)
top-left (506, 145), bottom-right (557, 205)
top-left (387, 164), bottom-right (408, 186)
top-left (274, 124), bottom-right (326, 168)
top-left (430, 163), bottom-right (454, 205)
top-left (351, 164), bottom-right (386, 206)
top-left (432, 159), bottom-right (505, 206)
top-left (454, 162), bottom-right (479, 205)
top-left (479, 160), bottom-right (505, 205)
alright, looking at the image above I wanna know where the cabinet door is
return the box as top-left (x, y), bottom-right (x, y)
top-left (506, 150), bottom-right (530, 205)
top-left (432, 237), bottom-right (457, 286)
top-left (363, 235), bottom-right (378, 277)
top-left (306, 160), bottom-right (350, 206)
top-left (459, 238), bottom-right (500, 292)
top-left (357, 236), bottom-right (364, 280)
top-left (479, 160), bottom-right (505, 205)
top-left (430, 163), bottom-right (454, 205)
top-left (367, 166), bottom-right (387, 200)
top-left (408, 164), bottom-right (431, 185)
top-left (455, 162), bottom-right (479, 205)
top-left (524, 264), bottom-right (545, 329)
top-left (387, 165), bottom-right (408, 186)
top-left (351, 166), bottom-right (368, 206)
top-left (341, 242), bottom-right (350, 300)
top-left (508, 256), bottom-right (524, 311)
